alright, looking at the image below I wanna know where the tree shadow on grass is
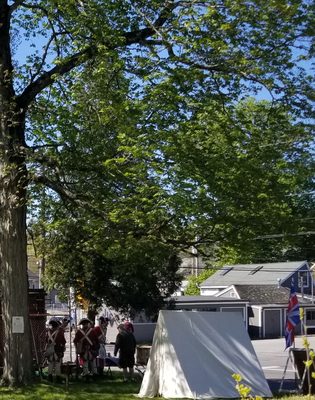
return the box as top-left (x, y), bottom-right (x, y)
top-left (0, 373), bottom-right (142, 400)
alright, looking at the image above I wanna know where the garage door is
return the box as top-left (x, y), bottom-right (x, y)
top-left (264, 309), bottom-right (281, 338)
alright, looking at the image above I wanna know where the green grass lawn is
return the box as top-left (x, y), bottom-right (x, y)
top-left (0, 382), bottom-right (312, 400)
top-left (0, 373), bottom-right (312, 400)
top-left (0, 372), bottom-right (142, 400)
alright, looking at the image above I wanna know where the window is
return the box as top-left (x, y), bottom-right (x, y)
top-left (298, 270), bottom-right (309, 288)
top-left (306, 310), bottom-right (315, 320)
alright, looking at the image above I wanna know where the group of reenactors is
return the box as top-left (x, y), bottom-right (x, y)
top-left (44, 316), bottom-right (136, 383)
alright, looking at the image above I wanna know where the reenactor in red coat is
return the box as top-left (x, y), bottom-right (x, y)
top-left (74, 318), bottom-right (99, 377)
top-left (93, 316), bottom-right (109, 374)
top-left (45, 318), bottom-right (66, 383)
top-left (60, 316), bottom-right (70, 332)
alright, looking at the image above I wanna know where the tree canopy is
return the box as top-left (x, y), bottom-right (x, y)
top-left (0, 0), bottom-right (314, 384)
top-left (184, 269), bottom-right (217, 296)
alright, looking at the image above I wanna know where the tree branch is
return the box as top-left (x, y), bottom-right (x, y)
top-left (29, 34), bottom-right (56, 83)
top-left (17, 2), bottom-right (178, 110)
top-left (8, 0), bottom-right (25, 15)
top-left (32, 174), bottom-right (89, 207)
top-left (31, 173), bottom-right (119, 220)
top-left (29, 143), bottom-right (63, 150)
top-left (17, 46), bottom-right (95, 109)
top-left (127, 0), bottom-right (176, 44)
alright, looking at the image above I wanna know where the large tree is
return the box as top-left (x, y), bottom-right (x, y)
top-left (156, 98), bottom-right (315, 262)
top-left (0, 0), bottom-right (313, 384)
top-left (28, 66), bottom-right (314, 317)
top-left (27, 58), bottom-right (184, 318)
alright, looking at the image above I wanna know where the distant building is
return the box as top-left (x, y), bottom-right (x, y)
top-left (185, 260), bottom-right (315, 339)
top-left (199, 260), bottom-right (312, 296)
top-left (28, 269), bottom-right (39, 289)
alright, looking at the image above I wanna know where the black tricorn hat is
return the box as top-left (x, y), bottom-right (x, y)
top-left (79, 317), bottom-right (91, 325)
top-left (49, 318), bottom-right (60, 327)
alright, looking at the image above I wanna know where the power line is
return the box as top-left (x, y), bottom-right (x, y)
top-left (254, 231), bottom-right (315, 239)
top-left (179, 265), bottom-right (314, 273)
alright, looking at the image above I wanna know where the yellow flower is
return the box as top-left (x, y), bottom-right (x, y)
top-left (304, 360), bottom-right (313, 368)
top-left (232, 373), bottom-right (242, 382)
top-left (303, 336), bottom-right (310, 349)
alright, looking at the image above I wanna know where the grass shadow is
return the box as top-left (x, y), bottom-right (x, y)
top-left (0, 372), bottom-right (142, 400)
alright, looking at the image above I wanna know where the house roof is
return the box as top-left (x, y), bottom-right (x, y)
top-left (168, 295), bottom-right (248, 305)
top-left (200, 261), bottom-right (309, 287)
top-left (227, 284), bottom-right (290, 304)
top-left (169, 288), bottom-right (313, 308)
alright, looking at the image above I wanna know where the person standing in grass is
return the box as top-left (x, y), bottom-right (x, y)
top-left (45, 318), bottom-right (66, 383)
top-left (74, 318), bottom-right (99, 378)
top-left (114, 323), bottom-right (137, 382)
top-left (93, 316), bottom-right (109, 375)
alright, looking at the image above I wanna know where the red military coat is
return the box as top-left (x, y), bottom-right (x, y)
top-left (45, 327), bottom-right (66, 360)
top-left (93, 325), bottom-right (107, 344)
top-left (74, 327), bottom-right (99, 360)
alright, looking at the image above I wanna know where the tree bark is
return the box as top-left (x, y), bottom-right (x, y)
top-left (0, 0), bottom-right (32, 385)
top-left (0, 175), bottom-right (33, 385)
top-left (0, 115), bottom-right (33, 384)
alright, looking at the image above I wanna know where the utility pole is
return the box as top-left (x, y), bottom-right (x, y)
top-left (37, 258), bottom-right (45, 289)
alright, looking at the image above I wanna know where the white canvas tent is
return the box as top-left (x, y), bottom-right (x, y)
top-left (138, 310), bottom-right (272, 399)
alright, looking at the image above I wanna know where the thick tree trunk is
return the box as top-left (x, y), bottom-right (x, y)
top-left (0, 122), bottom-right (33, 385)
top-left (0, 184), bottom-right (33, 385)
top-left (0, 2), bottom-right (33, 384)
top-left (0, 109), bottom-right (33, 385)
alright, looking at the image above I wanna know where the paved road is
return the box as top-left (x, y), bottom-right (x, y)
top-left (252, 338), bottom-right (295, 380)
top-left (252, 336), bottom-right (315, 394)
